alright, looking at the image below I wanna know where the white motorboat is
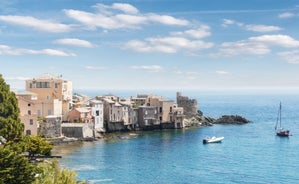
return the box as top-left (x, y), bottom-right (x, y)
top-left (203, 136), bottom-right (224, 144)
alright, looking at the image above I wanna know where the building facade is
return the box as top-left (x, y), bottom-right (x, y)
top-left (16, 92), bottom-right (38, 135)
top-left (25, 73), bottom-right (72, 121)
top-left (138, 106), bottom-right (160, 129)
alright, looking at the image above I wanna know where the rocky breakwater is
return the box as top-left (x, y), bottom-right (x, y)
top-left (214, 115), bottom-right (250, 125)
top-left (183, 111), bottom-right (250, 128)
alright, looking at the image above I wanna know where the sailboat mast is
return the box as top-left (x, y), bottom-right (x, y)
top-left (279, 102), bottom-right (282, 128)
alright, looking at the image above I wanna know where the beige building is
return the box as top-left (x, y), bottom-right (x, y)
top-left (25, 74), bottom-right (72, 121)
top-left (146, 95), bottom-right (175, 124)
top-left (16, 92), bottom-right (38, 135)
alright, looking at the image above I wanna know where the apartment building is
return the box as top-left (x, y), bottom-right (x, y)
top-left (138, 106), bottom-right (160, 129)
top-left (89, 99), bottom-right (104, 131)
top-left (25, 74), bottom-right (72, 121)
top-left (146, 95), bottom-right (175, 124)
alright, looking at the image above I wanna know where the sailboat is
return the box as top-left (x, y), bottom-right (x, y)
top-left (275, 102), bottom-right (290, 137)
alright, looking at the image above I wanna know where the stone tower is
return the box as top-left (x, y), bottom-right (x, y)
top-left (176, 92), bottom-right (198, 119)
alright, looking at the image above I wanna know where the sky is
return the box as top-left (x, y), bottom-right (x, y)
top-left (1, 0), bottom-right (299, 91)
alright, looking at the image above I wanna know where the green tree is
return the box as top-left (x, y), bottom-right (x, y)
top-left (0, 74), bottom-right (24, 140)
top-left (0, 147), bottom-right (36, 184)
top-left (34, 159), bottom-right (84, 184)
top-left (5, 135), bottom-right (53, 158)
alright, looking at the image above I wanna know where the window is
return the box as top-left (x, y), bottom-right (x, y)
top-left (55, 83), bottom-right (58, 88)
top-left (28, 103), bottom-right (31, 107)
top-left (28, 110), bottom-right (31, 115)
top-left (37, 110), bottom-right (41, 117)
top-left (29, 83), bottom-right (33, 88)
top-left (170, 107), bottom-right (172, 113)
top-left (36, 82), bottom-right (50, 88)
top-left (159, 107), bottom-right (162, 113)
top-left (26, 130), bottom-right (31, 135)
top-left (48, 110), bottom-right (51, 115)
top-left (96, 110), bottom-right (99, 116)
top-left (30, 119), bottom-right (33, 125)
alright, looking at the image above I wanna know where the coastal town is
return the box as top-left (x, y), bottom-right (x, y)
top-left (15, 74), bottom-right (200, 141)
top-left (15, 73), bottom-right (249, 142)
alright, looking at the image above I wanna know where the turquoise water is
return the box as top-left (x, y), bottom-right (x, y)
top-left (57, 91), bottom-right (299, 184)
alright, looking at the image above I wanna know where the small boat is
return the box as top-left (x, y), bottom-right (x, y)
top-left (203, 136), bottom-right (224, 144)
top-left (275, 102), bottom-right (290, 137)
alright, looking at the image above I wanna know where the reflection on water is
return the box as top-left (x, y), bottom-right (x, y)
top-left (51, 141), bottom-right (85, 156)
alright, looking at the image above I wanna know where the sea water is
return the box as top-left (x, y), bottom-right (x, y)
top-left (54, 90), bottom-right (299, 184)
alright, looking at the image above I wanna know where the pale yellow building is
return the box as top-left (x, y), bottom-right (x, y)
top-left (25, 74), bottom-right (72, 121)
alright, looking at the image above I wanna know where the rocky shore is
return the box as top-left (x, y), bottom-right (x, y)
top-left (183, 110), bottom-right (250, 128)
top-left (50, 112), bottom-right (250, 145)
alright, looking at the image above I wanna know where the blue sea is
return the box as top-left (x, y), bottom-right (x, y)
top-left (54, 89), bottom-right (299, 184)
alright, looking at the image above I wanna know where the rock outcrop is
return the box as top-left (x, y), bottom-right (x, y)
top-left (183, 112), bottom-right (250, 128)
top-left (214, 115), bottom-right (250, 125)
top-left (183, 110), bottom-right (215, 127)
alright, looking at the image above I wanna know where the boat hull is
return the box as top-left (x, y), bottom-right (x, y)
top-left (276, 130), bottom-right (290, 137)
top-left (203, 136), bottom-right (224, 144)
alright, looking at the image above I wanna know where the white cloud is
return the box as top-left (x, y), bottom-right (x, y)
top-left (249, 35), bottom-right (299, 47)
top-left (215, 70), bottom-right (229, 75)
top-left (221, 19), bottom-right (243, 27)
top-left (124, 36), bottom-right (213, 54)
top-left (245, 25), bottom-right (282, 32)
top-left (222, 19), bottom-right (281, 33)
top-left (111, 3), bottom-right (139, 14)
top-left (171, 25), bottom-right (211, 39)
top-left (129, 65), bottom-right (162, 72)
top-left (0, 44), bottom-right (76, 56)
top-left (54, 38), bottom-right (95, 48)
top-left (219, 41), bottom-right (270, 56)
top-left (123, 26), bottom-right (214, 54)
top-left (146, 14), bottom-right (189, 26)
top-left (0, 15), bottom-right (72, 33)
top-left (278, 12), bottom-right (295, 18)
top-left (217, 34), bottom-right (299, 57)
top-left (64, 3), bottom-right (189, 30)
top-left (277, 50), bottom-right (299, 64)
top-left (85, 66), bottom-right (108, 70)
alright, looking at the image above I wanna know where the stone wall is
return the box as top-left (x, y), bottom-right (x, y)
top-left (61, 123), bottom-right (94, 138)
top-left (39, 117), bottom-right (62, 138)
top-left (176, 92), bottom-right (198, 119)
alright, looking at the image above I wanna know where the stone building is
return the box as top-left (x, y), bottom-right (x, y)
top-left (173, 106), bottom-right (185, 128)
top-left (146, 95), bottom-right (175, 125)
top-left (138, 106), bottom-right (160, 129)
top-left (176, 92), bottom-right (198, 119)
top-left (39, 115), bottom-right (62, 138)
